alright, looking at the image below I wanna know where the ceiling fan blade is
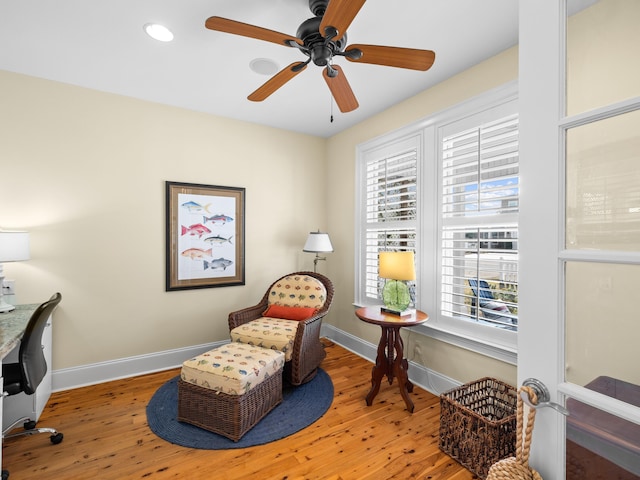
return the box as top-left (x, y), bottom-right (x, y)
top-left (345, 44), bottom-right (436, 71)
top-left (320, 0), bottom-right (367, 38)
top-left (248, 62), bottom-right (308, 102)
top-left (323, 65), bottom-right (359, 113)
top-left (205, 16), bottom-right (302, 47)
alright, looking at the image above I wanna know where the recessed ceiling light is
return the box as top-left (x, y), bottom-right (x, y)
top-left (144, 23), bottom-right (174, 42)
top-left (249, 58), bottom-right (279, 76)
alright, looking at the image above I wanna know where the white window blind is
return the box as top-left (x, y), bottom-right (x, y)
top-left (363, 148), bottom-right (418, 302)
top-left (441, 113), bottom-right (519, 330)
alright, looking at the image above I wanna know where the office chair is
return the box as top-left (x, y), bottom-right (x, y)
top-left (2, 293), bottom-right (63, 476)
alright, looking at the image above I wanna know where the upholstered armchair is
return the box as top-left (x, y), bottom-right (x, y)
top-left (228, 272), bottom-right (334, 385)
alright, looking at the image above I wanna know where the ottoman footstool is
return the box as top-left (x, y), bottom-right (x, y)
top-left (178, 342), bottom-right (285, 441)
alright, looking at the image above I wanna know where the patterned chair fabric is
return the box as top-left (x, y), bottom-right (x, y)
top-left (230, 317), bottom-right (299, 361)
top-left (267, 274), bottom-right (328, 309)
top-left (228, 272), bottom-right (334, 386)
top-left (181, 342), bottom-right (285, 395)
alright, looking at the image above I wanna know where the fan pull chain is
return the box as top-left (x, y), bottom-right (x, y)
top-left (330, 92), bottom-right (334, 123)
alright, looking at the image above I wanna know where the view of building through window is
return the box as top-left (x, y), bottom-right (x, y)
top-left (440, 113), bottom-right (519, 330)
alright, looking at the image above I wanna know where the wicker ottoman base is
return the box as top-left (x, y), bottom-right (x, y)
top-left (177, 372), bottom-right (282, 441)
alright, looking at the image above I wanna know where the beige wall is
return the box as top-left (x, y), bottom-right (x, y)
top-left (325, 46), bottom-right (519, 386)
top-left (0, 71), bottom-right (326, 370)
top-left (3, 0), bottom-right (635, 393)
top-left (2, 43), bottom-right (518, 387)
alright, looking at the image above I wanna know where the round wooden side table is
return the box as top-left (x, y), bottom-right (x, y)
top-left (355, 306), bottom-right (429, 413)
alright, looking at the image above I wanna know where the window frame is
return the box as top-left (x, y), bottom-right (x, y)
top-left (355, 133), bottom-right (422, 307)
top-left (355, 81), bottom-right (519, 363)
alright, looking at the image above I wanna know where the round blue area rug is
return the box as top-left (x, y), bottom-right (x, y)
top-left (146, 369), bottom-right (333, 449)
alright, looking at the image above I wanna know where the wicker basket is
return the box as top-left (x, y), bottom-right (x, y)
top-left (439, 377), bottom-right (517, 479)
top-left (177, 372), bottom-right (282, 442)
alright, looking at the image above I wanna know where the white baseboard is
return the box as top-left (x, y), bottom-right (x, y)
top-left (52, 326), bottom-right (461, 395)
top-left (52, 341), bottom-right (227, 392)
top-left (321, 324), bottom-right (460, 396)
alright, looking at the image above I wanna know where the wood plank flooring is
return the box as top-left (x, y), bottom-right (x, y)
top-left (2, 341), bottom-right (476, 480)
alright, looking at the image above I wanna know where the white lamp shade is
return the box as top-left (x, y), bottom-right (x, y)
top-left (379, 251), bottom-right (415, 281)
top-left (303, 232), bottom-right (333, 253)
top-left (0, 230), bottom-right (30, 262)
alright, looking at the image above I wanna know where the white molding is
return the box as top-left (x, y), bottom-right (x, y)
top-left (321, 323), bottom-right (460, 396)
top-left (51, 341), bottom-right (226, 392)
top-left (559, 249), bottom-right (640, 265)
top-left (51, 326), bottom-right (462, 396)
top-left (413, 323), bottom-right (518, 366)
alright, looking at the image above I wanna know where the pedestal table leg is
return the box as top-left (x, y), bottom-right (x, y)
top-left (365, 326), bottom-right (389, 406)
top-left (392, 327), bottom-right (415, 413)
top-left (365, 326), bottom-right (416, 413)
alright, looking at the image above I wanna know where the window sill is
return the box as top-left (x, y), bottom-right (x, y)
top-left (411, 321), bottom-right (518, 366)
top-left (353, 303), bottom-right (517, 366)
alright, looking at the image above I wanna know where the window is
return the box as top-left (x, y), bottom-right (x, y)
top-left (357, 135), bottom-right (419, 305)
top-left (355, 84), bottom-right (519, 357)
top-left (440, 112), bottom-right (519, 331)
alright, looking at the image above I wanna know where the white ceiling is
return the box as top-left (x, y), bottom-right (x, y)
top-left (0, 0), bottom-right (519, 138)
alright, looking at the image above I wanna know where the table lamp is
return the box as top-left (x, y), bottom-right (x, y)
top-left (379, 251), bottom-right (415, 315)
top-left (0, 230), bottom-right (30, 313)
top-left (303, 231), bottom-right (333, 272)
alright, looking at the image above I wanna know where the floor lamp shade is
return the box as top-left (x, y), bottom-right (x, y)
top-left (379, 251), bottom-right (415, 314)
top-left (303, 231), bottom-right (333, 273)
top-left (0, 230), bottom-right (30, 313)
top-left (303, 232), bottom-right (333, 253)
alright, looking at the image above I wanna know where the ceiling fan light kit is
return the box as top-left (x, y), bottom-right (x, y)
top-left (205, 0), bottom-right (435, 114)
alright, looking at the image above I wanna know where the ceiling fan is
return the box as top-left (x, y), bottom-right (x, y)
top-left (205, 0), bottom-right (436, 113)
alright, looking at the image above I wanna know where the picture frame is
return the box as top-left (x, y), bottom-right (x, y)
top-left (166, 181), bottom-right (245, 291)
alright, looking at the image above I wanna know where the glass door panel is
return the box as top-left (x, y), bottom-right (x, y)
top-left (564, 3), bottom-right (640, 479)
top-left (567, 0), bottom-right (640, 116)
top-left (565, 260), bottom-right (640, 479)
top-left (565, 262), bottom-right (639, 388)
top-left (565, 110), bottom-right (640, 251)
top-left (566, 394), bottom-right (640, 479)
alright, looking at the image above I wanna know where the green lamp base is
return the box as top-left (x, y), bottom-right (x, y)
top-left (382, 280), bottom-right (412, 315)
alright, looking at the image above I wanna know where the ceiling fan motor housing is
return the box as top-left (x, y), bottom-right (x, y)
top-left (296, 16), bottom-right (347, 66)
top-left (308, 0), bottom-right (328, 16)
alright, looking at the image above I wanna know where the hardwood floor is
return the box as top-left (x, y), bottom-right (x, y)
top-left (2, 341), bottom-right (476, 480)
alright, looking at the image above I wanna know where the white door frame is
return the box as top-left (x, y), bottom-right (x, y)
top-left (518, 0), bottom-right (565, 477)
top-left (519, 1), bottom-right (640, 478)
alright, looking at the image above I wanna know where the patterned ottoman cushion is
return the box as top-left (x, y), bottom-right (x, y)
top-left (230, 317), bottom-right (298, 361)
top-left (181, 342), bottom-right (285, 395)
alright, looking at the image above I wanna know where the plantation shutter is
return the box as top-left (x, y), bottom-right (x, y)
top-left (440, 113), bottom-right (520, 329)
top-left (363, 148), bottom-right (418, 302)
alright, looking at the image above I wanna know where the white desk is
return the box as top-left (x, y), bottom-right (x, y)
top-left (0, 304), bottom-right (53, 472)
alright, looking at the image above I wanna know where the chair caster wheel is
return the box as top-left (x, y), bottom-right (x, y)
top-left (23, 420), bottom-right (36, 430)
top-left (1, 469), bottom-right (9, 479)
top-left (50, 432), bottom-right (64, 444)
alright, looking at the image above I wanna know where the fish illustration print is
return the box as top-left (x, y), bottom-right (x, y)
top-left (204, 234), bottom-right (234, 245)
top-left (181, 248), bottom-right (213, 260)
top-left (181, 201), bottom-right (211, 213)
top-left (203, 257), bottom-right (233, 270)
top-left (180, 223), bottom-right (211, 238)
top-left (202, 214), bottom-right (234, 224)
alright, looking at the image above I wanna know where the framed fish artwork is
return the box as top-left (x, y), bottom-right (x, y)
top-left (165, 181), bottom-right (245, 290)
